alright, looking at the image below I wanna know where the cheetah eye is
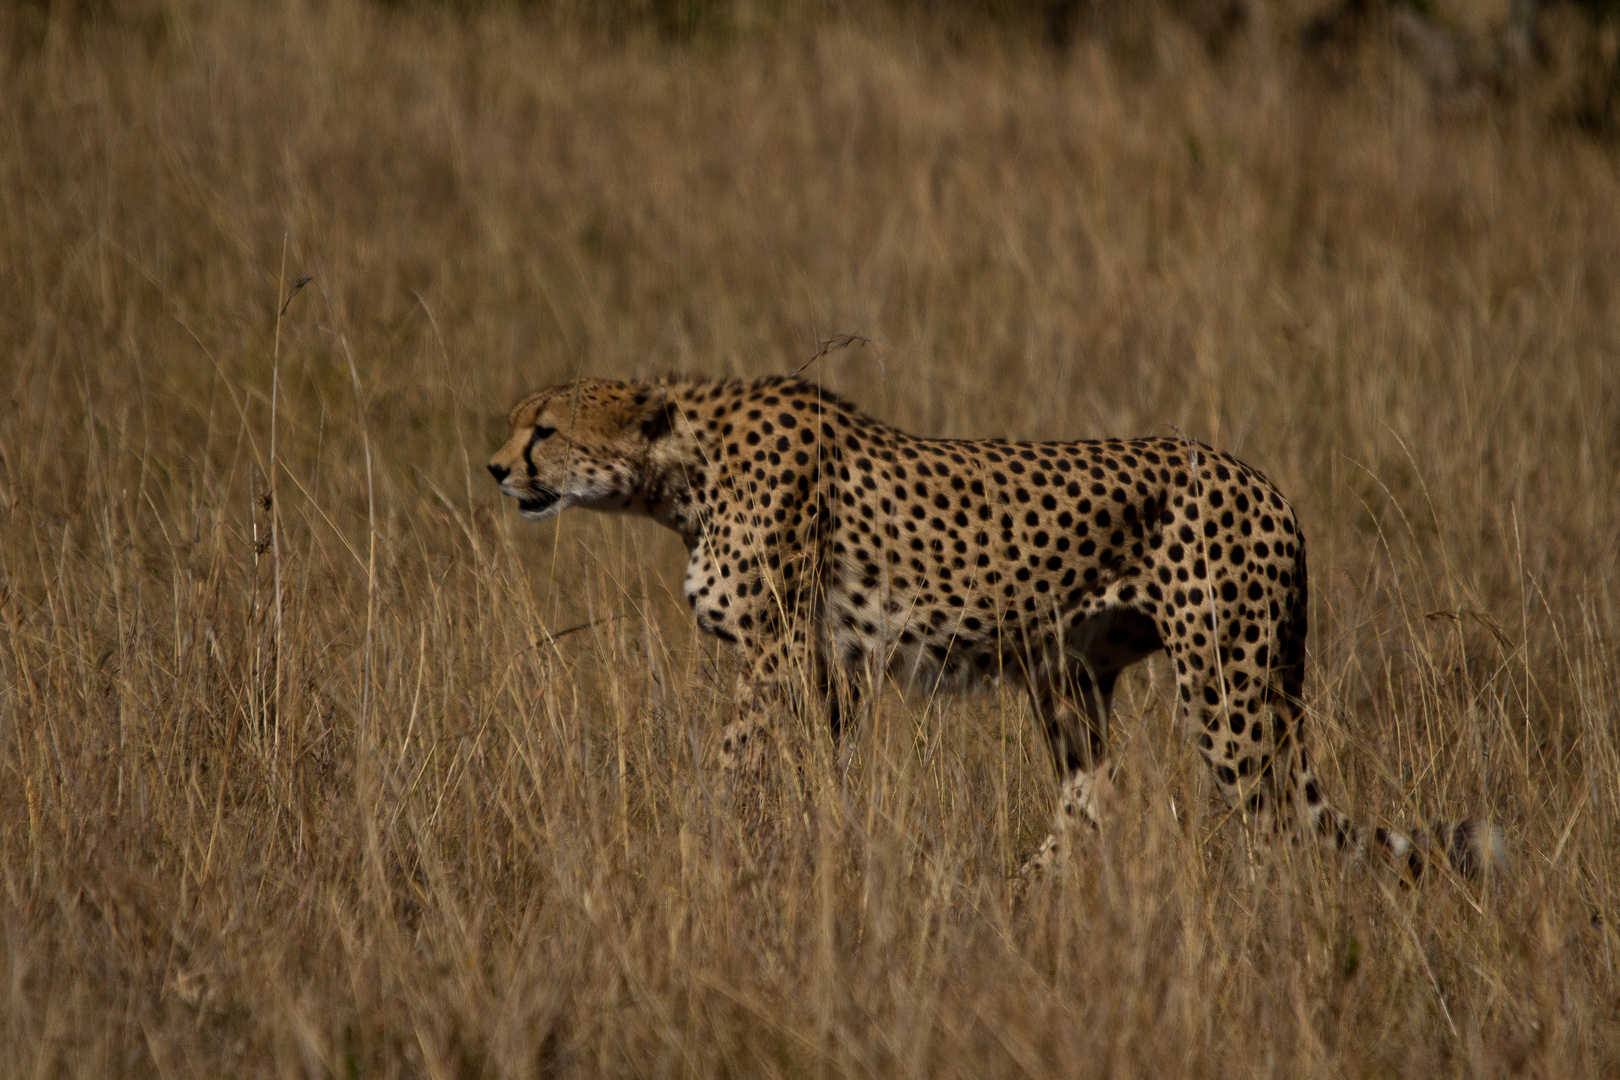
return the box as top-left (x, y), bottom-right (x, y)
top-left (532, 425), bottom-right (557, 440)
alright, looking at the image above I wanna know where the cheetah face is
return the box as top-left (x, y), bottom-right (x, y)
top-left (488, 380), bottom-right (675, 522)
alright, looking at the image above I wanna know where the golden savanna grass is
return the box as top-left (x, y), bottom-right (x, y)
top-left (2, 2), bottom-right (1618, 1075)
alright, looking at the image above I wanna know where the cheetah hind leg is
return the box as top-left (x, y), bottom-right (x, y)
top-left (1016, 675), bottom-right (1117, 886)
top-left (1017, 761), bottom-right (1114, 881)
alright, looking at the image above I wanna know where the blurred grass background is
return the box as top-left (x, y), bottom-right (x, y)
top-left (1, 0), bottom-right (1618, 1075)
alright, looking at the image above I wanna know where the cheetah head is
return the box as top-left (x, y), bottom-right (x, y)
top-left (487, 379), bottom-right (678, 522)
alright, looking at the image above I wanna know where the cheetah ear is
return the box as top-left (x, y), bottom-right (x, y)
top-left (635, 386), bottom-right (678, 442)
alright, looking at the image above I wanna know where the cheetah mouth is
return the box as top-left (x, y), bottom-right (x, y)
top-left (516, 488), bottom-right (562, 518)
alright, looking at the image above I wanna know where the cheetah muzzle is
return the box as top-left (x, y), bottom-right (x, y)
top-left (489, 374), bottom-right (1507, 888)
top-left (516, 487), bottom-right (562, 519)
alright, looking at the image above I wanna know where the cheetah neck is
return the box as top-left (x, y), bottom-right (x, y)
top-left (633, 380), bottom-right (725, 546)
top-left (627, 375), bottom-right (868, 547)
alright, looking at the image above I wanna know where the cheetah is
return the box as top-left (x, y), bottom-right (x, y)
top-left (488, 375), bottom-right (1504, 882)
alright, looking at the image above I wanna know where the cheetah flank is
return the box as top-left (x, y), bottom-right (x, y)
top-left (488, 375), bottom-right (1504, 882)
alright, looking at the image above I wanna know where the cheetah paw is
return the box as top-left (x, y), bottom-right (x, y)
top-left (1057, 768), bottom-right (1111, 830)
top-left (717, 717), bottom-right (772, 782)
top-left (1018, 833), bottom-right (1064, 881)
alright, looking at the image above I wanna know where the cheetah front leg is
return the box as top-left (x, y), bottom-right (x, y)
top-left (1019, 667), bottom-right (1116, 881)
top-left (715, 599), bottom-right (871, 788)
top-left (713, 599), bottom-right (843, 787)
top-left (686, 534), bottom-right (821, 786)
top-left (717, 670), bottom-right (778, 783)
top-left (715, 628), bottom-right (797, 786)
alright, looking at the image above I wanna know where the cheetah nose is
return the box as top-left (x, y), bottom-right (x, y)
top-left (487, 462), bottom-right (510, 483)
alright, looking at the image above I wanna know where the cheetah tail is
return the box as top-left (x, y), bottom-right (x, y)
top-left (1371, 817), bottom-right (1510, 884)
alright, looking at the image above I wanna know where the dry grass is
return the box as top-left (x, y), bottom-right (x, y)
top-left (2, 3), bottom-right (1619, 1076)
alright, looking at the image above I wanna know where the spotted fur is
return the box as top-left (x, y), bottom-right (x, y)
top-left (489, 375), bottom-right (1504, 882)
